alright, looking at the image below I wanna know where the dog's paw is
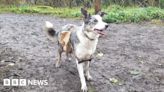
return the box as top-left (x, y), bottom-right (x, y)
top-left (86, 75), bottom-right (93, 81)
top-left (55, 63), bottom-right (61, 68)
top-left (81, 85), bottom-right (88, 92)
top-left (65, 57), bottom-right (71, 62)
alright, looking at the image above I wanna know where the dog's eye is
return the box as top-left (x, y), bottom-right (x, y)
top-left (94, 19), bottom-right (98, 22)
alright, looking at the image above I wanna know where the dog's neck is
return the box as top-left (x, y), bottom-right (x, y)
top-left (81, 23), bottom-right (98, 41)
top-left (83, 31), bottom-right (95, 41)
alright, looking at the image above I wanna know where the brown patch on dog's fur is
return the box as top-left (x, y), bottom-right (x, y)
top-left (59, 25), bottom-right (76, 53)
top-left (59, 31), bottom-right (72, 53)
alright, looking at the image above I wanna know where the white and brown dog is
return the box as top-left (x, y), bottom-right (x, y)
top-left (45, 8), bottom-right (108, 92)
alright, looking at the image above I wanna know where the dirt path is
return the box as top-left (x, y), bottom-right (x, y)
top-left (0, 14), bottom-right (164, 92)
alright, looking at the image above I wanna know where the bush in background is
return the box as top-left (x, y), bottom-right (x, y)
top-left (103, 5), bottom-right (164, 23)
top-left (0, 5), bottom-right (163, 23)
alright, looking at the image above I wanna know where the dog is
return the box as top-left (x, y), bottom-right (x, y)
top-left (44, 8), bottom-right (108, 92)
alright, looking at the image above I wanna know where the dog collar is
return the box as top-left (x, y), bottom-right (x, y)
top-left (83, 32), bottom-right (95, 41)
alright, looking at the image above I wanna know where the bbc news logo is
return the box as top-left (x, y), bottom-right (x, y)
top-left (3, 79), bottom-right (48, 86)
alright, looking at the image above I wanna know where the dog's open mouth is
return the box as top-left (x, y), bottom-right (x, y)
top-left (94, 29), bottom-right (105, 35)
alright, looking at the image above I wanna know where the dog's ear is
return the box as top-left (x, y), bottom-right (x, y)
top-left (81, 8), bottom-right (88, 18)
top-left (97, 11), bottom-right (107, 17)
top-left (81, 8), bottom-right (91, 24)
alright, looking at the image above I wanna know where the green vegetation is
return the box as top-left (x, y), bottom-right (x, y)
top-left (103, 5), bottom-right (164, 23)
top-left (0, 5), bottom-right (163, 23)
top-left (0, 5), bottom-right (92, 18)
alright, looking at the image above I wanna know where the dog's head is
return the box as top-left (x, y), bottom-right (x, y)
top-left (81, 8), bottom-right (108, 39)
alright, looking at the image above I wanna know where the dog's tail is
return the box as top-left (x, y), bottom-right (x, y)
top-left (44, 21), bottom-right (56, 41)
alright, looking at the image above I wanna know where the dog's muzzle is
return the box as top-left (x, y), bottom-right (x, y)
top-left (94, 25), bottom-right (109, 36)
top-left (94, 29), bottom-right (105, 35)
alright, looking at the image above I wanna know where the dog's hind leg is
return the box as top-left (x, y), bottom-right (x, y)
top-left (76, 59), bottom-right (87, 92)
top-left (66, 53), bottom-right (72, 62)
top-left (84, 61), bottom-right (93, 81)
top-left (56, 45), bottom-right (63, 68)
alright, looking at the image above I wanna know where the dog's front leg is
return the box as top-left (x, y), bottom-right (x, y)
top-left (84, 61), bottom-right (92, 81)
top-left (76, 59), bottom-right (87, 92)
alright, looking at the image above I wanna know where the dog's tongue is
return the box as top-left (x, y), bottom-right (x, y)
top-left (97, 31), bottom-right (105, 35)
top-left (94, 29), bottom-right (105, 36)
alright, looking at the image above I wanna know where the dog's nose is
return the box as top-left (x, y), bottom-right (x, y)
top-left (105, 25), bottom-right (109, 29)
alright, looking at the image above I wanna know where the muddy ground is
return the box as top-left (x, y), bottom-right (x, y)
top-left (0, 14), bottom-right (164, 92)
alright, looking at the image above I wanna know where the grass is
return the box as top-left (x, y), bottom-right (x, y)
top-left (0, 5), bottom-right (163, 23)
top-left (0, 5), bottom-right (91, 18)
